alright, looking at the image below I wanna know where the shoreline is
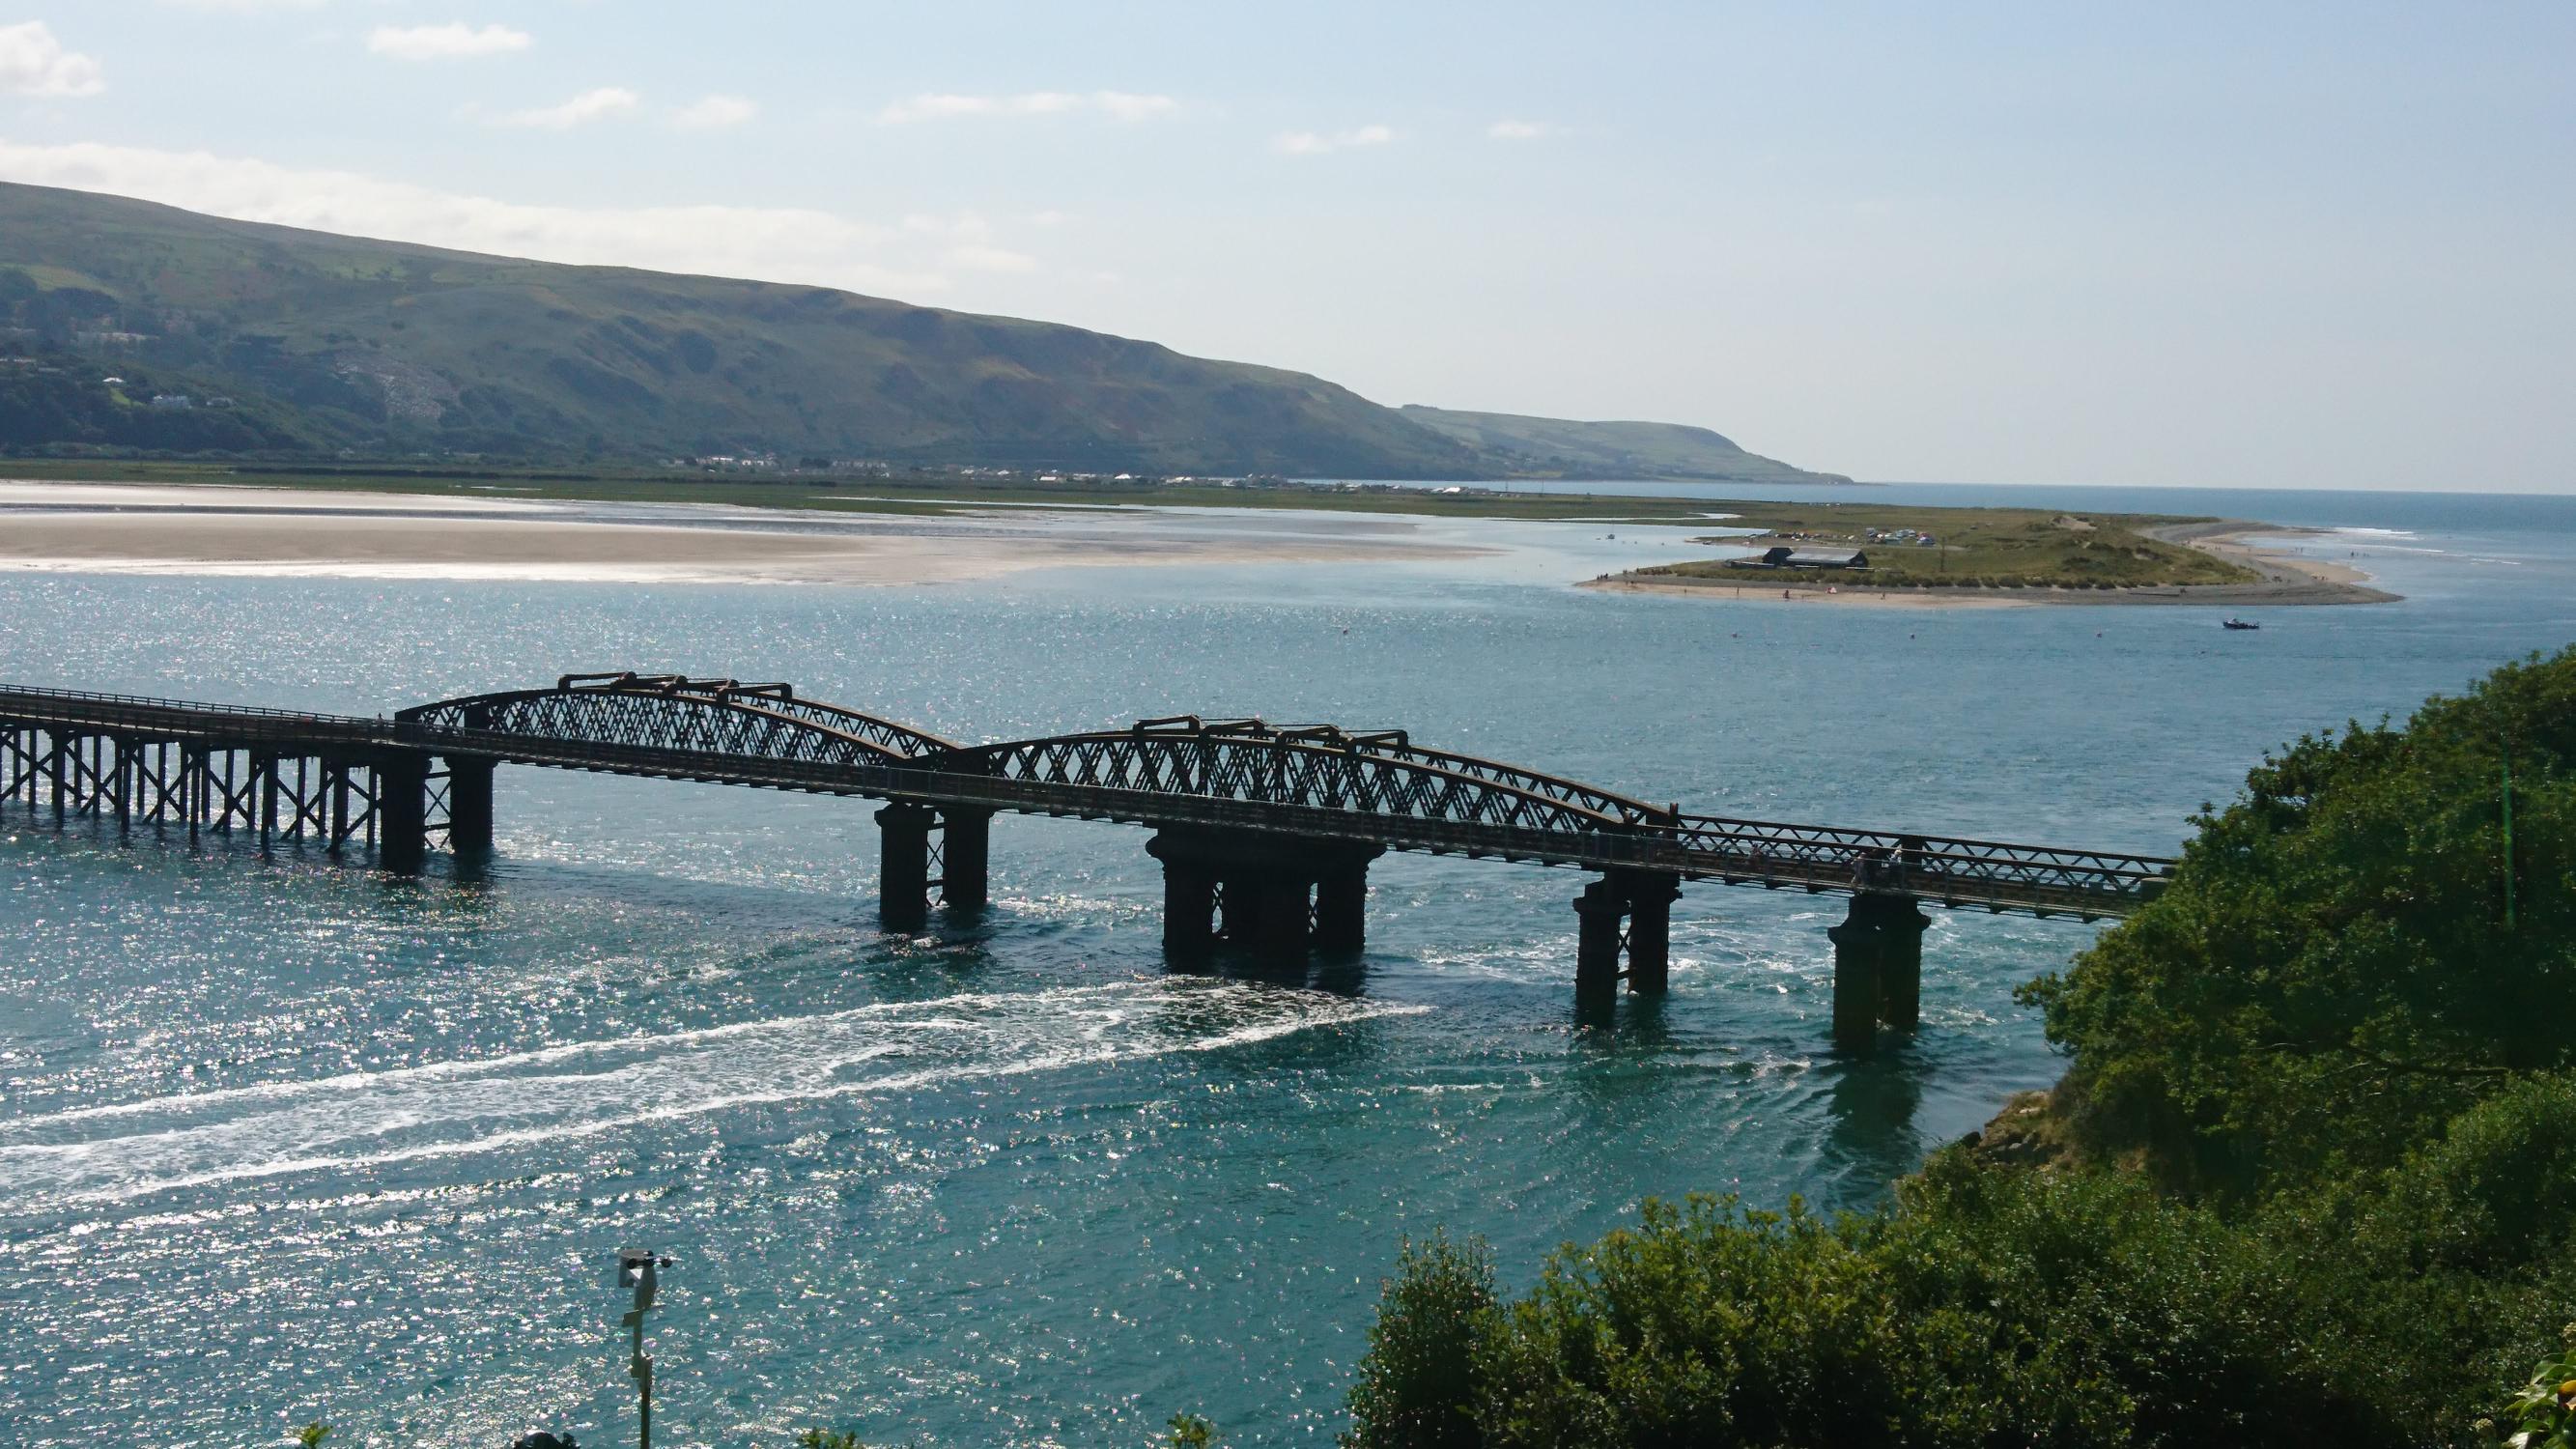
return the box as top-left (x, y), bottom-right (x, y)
top-left (1581, 520), bottom-right (2400, 608)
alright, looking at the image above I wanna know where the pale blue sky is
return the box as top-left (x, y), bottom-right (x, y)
top-left (4, 2), bottom-right (2569, 489)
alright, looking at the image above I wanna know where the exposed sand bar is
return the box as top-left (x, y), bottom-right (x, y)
top-left (1581, 520), bottom-right (2398, 608)
top-left (0, 481), bottom-right (1481, 584)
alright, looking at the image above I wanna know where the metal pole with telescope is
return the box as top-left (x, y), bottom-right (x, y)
top-left (616, 1248), bottom-right (670, 1449)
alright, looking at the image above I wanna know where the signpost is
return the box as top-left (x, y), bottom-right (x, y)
top-left (616, 1248), bottom-right (667, 1449)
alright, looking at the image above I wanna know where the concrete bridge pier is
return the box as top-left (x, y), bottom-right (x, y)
top-left (445, 757), bottom-right (495, 852)
top-left (1572, 868), bottom-right (1684, 1000)
top-left (1147, 826), bottom-right (1383, 963)
top-left (1826, 891), bottom-right (1932, 1053)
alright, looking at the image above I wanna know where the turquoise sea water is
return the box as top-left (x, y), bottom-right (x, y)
top-left (2, 485), bottom-right (2571, 1446)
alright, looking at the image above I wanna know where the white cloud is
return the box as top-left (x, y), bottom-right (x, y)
top-left (367, 23), bottom-right (533, 62)
top-left (877, 90), bottom-right (1178, 125)
top-left (903, 213), bottom-right (1036, 273)
top-left (1272, 124), bottom-right (1395, 156)
top-left (157, 0), bottom-right (331, 11)
top-left (495, 86), bottom-right (640, 128)
top-left (672, 94), bottom-right (756, 130)
top-left (1486, 119), bottom-right (1556, 141)
top-left (0, 139), bottom-right (1041, 298)
top-left (0, 21), bottom-right (105, 98)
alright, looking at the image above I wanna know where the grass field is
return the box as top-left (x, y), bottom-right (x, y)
top-left (1636, 504), bottom-right (2257, 589)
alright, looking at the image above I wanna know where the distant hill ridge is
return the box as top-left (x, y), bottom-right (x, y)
top-left (0, 182), bottom-right (1848, 482)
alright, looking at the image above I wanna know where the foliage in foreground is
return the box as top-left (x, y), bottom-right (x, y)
top-left (1350, 1078), bottom-right (2576, 1449)
top-left (2023, 646), bottom-right (2574, 1198)
top-left (1348, 648), bottom-right (2576, 1449)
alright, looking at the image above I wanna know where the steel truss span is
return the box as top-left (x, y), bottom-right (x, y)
top-left (1, 676), bottom-right (2177, 919)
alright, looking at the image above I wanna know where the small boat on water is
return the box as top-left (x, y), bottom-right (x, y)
top-left (2222, 617), bottom-right (2260, 631)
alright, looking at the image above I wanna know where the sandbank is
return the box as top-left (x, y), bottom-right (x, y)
top-left (0, 481), bottom-right (1477, 585)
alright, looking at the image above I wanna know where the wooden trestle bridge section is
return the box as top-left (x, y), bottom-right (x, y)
top-left (1, 674), bottom-right (2176, 1051)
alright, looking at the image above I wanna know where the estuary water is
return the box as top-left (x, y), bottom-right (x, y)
top-left (2, 484), bottom-right (2571, 1446)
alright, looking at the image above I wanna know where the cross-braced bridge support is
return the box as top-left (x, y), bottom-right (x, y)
top-left (875, 802), bottom-right (994, 931)
top-left (1571, 868), bottom-right (1684, 1000)
top-left (1147, 825), bottom-right (1385, 964)
top-left (0, 721), bottom-right (467, 867)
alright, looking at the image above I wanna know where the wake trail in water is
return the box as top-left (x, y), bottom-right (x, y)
top-left (0, 980), bottom-right (1424, 1211)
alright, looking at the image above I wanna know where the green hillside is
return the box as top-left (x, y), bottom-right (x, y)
top-left (1400, 404), bottom-right (1854, 483)
top-left (0, 184), bottom-right (1848, 481)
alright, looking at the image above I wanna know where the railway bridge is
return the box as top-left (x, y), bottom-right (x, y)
top-left (1, 674), bottom-right (2176, 1052)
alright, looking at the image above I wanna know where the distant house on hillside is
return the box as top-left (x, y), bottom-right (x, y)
top-left (1729, 546), bottom-right (1869, 570)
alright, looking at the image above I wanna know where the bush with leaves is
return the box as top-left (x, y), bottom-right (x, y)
top-left (1347, 649), bottom-right (2576, 1449)
top-left (1346, 1160), bottom-right (2413, 1449)
top-left (2020, 647), bottom-right (2574, 1198)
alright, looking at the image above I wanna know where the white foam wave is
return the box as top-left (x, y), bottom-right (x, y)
top-left (0, 980), bottom-right (1424, 1209)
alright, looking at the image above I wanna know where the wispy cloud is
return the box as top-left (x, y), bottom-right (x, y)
top-left (157, 0), bottom-right (332, 11)
top-left (0, 21), bottom-right (105, 98)
top-left (367, 23), bottom-right (533, 62)
top-left (0, 139), bottom-right (1038, 298)
top-left (877, 90), bottom-right (1178, 125)
top-left (1272, 124), bottom-right (1395, 156)
top-left (1486, 119), bottom-right (1557, 141)
top-left (495, 87), bottom-right (640, 129)
top-left (671, 94), bottom-right (757, 130)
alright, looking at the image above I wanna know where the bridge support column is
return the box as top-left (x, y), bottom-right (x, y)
top-left (1158, 858), bottom-right (1219, 964)
top-left (1315, 866), bottom-right (1370, 953)
top-left (877, 802), bottom-right (937, 932)
top-left (446, 757), bottom-right (495, 852)
top-left (938, 807), bottom-right (992, 911)
top-left (1826, 892), bottom-right (1930, 1053)
top-left (1146, 826), bottom-right (1382, 965)
top-left (378, 753), bottom-right (430, 874)
top-left (1572, 869), bottom-right (1684, 1000)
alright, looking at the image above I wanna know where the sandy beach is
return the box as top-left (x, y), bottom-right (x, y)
top-left (0, 481), bottom-right (1480, 584)
top-left (1580, 520), bottom-right (2399, 608)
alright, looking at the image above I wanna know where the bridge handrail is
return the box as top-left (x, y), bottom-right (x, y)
top-left (0, 683), bottom-right (388, 730)
top-left (1673, 815), bottom-right (2173, 881)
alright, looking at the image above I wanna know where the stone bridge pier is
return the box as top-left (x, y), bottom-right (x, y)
top-left (1146, 825), bottom-right (1385, 963)
top-left (877, 801), bottom-right (995, 931)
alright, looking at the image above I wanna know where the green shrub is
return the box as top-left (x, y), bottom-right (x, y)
top-left (2496, 1328), bottom-right (2576, 1448)
top-left (1346, 1161), bottom-right (2415, 1448)
top-left (1345, 1232), bottom-right (1498, 1449)
top-left (2021, 646), bottom-right (2576, 1197)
